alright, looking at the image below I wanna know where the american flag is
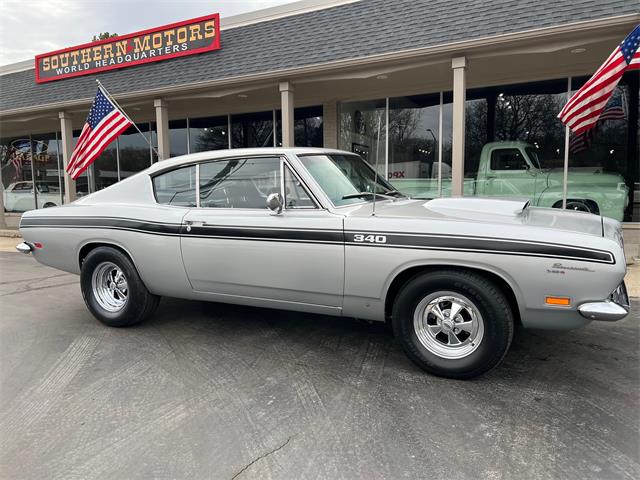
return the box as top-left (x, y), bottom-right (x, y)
top-left (558, 24), bottom-right (640, 134)
top-left (9, 139), bottom-right (32, 178)
top-left (568, 94), bottom-right (626, 154)
top-left (66, 87), bottom-right (132, 180)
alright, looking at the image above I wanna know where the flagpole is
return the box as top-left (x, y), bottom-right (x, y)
top-left (562, 77), bottom-right (571, 210)
top-left (95, 79), bottom-right (160, 158)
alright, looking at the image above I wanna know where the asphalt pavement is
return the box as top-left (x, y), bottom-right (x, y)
top-left (1, 252), bottom-right (639, 480)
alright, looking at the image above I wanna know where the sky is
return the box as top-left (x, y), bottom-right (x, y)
top-left (0, 0), bottom-right (299, 66)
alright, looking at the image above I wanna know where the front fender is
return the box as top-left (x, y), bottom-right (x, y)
top-left (379, 258), bottom-right (527, 323)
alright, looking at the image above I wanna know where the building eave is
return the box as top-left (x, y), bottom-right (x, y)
top-left (1, 12), bottom-right (637, 118)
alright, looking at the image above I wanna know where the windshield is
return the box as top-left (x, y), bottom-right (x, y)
top-left (524, 147), bottom-right (542, 170)
top-left (298, 154), bottom-right (399, 206)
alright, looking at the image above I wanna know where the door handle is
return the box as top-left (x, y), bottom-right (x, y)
top-left (184, 220), bottom-right (204, 232)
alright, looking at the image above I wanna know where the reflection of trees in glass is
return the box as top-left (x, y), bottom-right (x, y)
top-left (570, 87), bottom-right (628, 172)
top-left (464, 93), bottom-right (567, 172)
top-left (232, 118), bottom-right (273, 148)
top-left (119, 147), bottom-right (151, 174)
top-left (294, 117), bottom-right (323, 147)
top-left (495, 93), bottom-right (565, 166)
top-left (388, 108), bottom-right (419, 145)
top-left (340, 107), bottom-right (385, 162)
top-left (196, 128), bottom-right (227, 151)
top-left (388, 108), bottom-right (437, 176)
top-left (465, 99), bottom-right (488, 175)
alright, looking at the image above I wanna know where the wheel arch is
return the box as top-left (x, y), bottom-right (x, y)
top-left (384, 264), bottom-right (523, 326)
top-left (78, 241), bottom-right (138, 272)
top-left (551, 198), bottom-right (600, 214)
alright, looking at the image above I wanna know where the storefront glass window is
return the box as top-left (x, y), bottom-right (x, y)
top-left (459, 76), bottom-right (639, 222)
top-left (464, 95), bottom-right (488, 188)
top-left (1, 137), bottom-right (29, 206)
top-left (339, 99), bottom-right (386, 175)
top-left (274, 106), bottom-right (324, 147)
top-left (387, 94), bottom-right (440, 198)
top-left (169, 119), bottom-right (188, 156)
top-left (567, 75), bottom-right (637, 222)
top-left (189, 116), bottom-right (228, 152)
top-left (71, 131), bottom-right (91, 197)
top-left (31, 133), bottom-right (64, 206)
top-left (231, 111), bottom-right (274, 148)
top-left (463, 80), bottom-right (567, 202)
top-left (295, 106), bottom-right (323, 147)
top-left (118, 123), bottom-right (154, 179)
top-left (1, 134), bottom-right (64, 212)
top-left (92, 138), bottom-right (118, 191)
top-left (440, 92), bottom-right (453, 197)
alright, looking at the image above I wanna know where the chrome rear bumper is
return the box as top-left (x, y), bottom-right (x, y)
top-left (578, 282), bottom-right (630, 322)
top-left (16, 242), bottom-right (33, 254)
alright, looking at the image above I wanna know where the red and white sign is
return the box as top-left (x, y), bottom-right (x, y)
top-left (35, 13), bottom-right (220, 83)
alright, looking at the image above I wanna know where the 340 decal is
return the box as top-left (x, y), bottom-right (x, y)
top-left (353, 234), bottom-right (387, 243)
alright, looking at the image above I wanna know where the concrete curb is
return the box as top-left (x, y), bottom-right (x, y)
top-left (0, 229), bottom-right (21, 238)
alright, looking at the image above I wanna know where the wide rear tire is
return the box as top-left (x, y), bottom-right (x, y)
top-left (392, 269), bottom-right (513, 379)
top-left (80, 247), bottom-right (160, 327)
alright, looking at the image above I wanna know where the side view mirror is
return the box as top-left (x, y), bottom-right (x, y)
top-left (266, 192), bottom-right (283, 214)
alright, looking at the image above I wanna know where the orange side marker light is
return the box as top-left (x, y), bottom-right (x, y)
top-left (545, 296), bottom-right (570, 306)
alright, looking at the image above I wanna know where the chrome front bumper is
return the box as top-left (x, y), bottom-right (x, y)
top-left (15, 242), bottom-right (33, 254)
top-left (578, 282), bottom-right (630, 322)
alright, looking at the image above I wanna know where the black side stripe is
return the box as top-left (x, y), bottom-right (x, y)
top-left (186, 225), bottom-right (343, 243)
top-left (21, 216), bottom-right (181, 235)
top-left (20, 216), bottom-right (614, 264)
top-left (345, 232), bottom-right (613, 263)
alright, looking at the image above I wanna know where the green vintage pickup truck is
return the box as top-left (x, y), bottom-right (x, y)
top-left (392, 141), bottom-right (629, 221)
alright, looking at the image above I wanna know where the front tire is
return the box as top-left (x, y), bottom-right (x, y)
top-left (392, 270), bottom-right (513, 379)
top-left (80, 247), bottom-right (159, 327)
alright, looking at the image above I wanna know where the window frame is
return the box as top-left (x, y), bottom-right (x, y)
top-left (151, 154), bottom-right (321, 211)
top-left (282, 162), bottom-right (319, 210)
top-left (151, 164), bottom-right (198, 208)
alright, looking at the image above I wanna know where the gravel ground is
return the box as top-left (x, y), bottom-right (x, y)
top-left (0, 252), bottom-right (639, 480)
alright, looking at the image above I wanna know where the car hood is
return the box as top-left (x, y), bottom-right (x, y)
top-left (344, 197), bottom-right (603, 237)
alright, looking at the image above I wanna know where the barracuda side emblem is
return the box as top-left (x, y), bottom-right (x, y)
top-left (547, 262), bottom-right (595, 274)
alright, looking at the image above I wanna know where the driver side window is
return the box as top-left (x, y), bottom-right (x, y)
top-left (199, 156), bottom-right (281, 209)
top-left (490, 149), bottom-right (528, 171)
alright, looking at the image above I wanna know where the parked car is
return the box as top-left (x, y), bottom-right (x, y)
top-left (392, 141), bottom-right (629, 221)
top-left (17, 148), bottom-right (629, 379)
top-left (3, 181), bottom-right (61, 212)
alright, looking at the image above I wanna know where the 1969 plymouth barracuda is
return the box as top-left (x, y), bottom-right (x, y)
top-left (17, 148), bottom-right (630, 378)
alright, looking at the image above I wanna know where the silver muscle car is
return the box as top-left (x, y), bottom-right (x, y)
top-left (17, 148), bottom-right (630, 379)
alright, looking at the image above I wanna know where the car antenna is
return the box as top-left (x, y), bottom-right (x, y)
top-left (372, 113), bottom-right (382, 217)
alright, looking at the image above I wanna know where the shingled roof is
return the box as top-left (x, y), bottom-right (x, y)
top-left (1, 0), bottom-right (638, 113)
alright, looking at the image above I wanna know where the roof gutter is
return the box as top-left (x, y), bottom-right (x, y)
top-left (1, 12), bottom-right (638, 117)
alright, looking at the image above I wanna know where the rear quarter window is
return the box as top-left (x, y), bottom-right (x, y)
top-left (153, 165), bottom-right (197, 206)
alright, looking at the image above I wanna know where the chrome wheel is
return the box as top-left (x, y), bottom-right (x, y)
top-left (566, 200), bottom-right (591, 213)
top-left (91, 262), bottom-right (128, 313)
top-left (413, 292), bottom-right (484, 359)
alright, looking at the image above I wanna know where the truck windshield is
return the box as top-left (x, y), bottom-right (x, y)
top-left (298, 154), bottom-right (401, 206)
top-left (525, 147), bottom-right (543, 169)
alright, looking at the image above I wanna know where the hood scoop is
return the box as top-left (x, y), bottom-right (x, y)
top-left (425, 197), bottom-right (530, 218)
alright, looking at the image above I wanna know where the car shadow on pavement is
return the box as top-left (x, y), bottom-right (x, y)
top-left (143, 296), bottom-right (639, 387)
